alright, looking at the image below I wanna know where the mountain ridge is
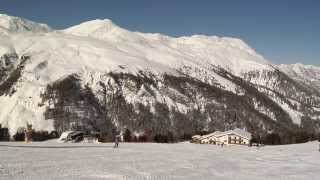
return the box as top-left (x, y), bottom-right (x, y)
top-left (0, 14), bottom-right (51, 34)
top-left (0, 14), bottom-right (319, 144)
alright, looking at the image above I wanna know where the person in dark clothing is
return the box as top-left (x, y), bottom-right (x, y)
top-left (114, 135), bottom-right (120, 148)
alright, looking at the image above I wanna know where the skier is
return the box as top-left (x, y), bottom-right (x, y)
top-left (114, 135), bottom-right (120, 148)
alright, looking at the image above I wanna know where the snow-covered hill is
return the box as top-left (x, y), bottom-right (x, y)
top-left (0, 14), bottom-right (319, 143)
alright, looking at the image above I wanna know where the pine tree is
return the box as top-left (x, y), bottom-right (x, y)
top-left (123, 128), bottom-right (132, 142)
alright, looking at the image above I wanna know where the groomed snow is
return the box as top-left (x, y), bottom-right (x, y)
top-left (0, 141), bottom-right (319, 180)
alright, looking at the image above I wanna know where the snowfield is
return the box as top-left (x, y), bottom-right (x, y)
top-left (0, 142), bottom-right (319, 180)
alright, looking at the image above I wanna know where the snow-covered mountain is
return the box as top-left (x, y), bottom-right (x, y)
top-left (0, 14), bottom-right (51, 35)
top-left (279, 63), bottom-right (320, 92)
top-left (0, 14), bottom-right (319, 143)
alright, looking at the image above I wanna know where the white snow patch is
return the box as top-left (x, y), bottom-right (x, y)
top-left (269, 96), bottom-right (303, 125)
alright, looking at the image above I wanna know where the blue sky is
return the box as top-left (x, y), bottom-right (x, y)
top-left (1, 0), bottom-right (319, 65)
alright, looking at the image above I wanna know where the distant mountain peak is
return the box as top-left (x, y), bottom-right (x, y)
top-left (279, 63), bottom-right (320, 70)
top-left (0, 13), bottom-right (51, 33)
top-left (62, 18), bottom-right (127, 38)
top-left (68, 18), bottom-right (118, 30)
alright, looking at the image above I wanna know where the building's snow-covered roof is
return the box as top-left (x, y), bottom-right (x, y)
top-left (192, 135), bottom-right (202, 139)
top-left (200, 128), bottom-right (252, 140)
top-left (200, 131), bottom-right (223, 140)
top-left (216, 128), bottom-right (252, 139)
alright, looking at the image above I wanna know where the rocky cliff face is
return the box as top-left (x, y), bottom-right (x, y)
top-left (0, 14), bottom-right (319, 143)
